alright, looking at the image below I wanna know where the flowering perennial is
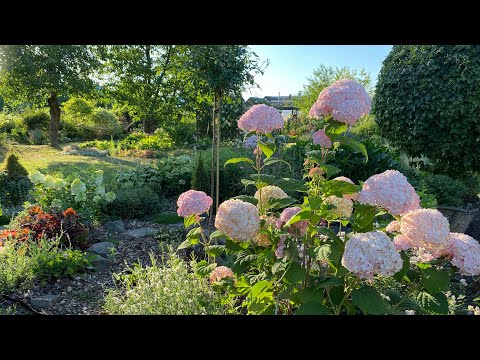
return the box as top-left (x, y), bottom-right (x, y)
top-left (254, 185), bottom-right (288, 208)
top-left (357, 170), bottom-right (420, 215)
top-left (312, 129), bottom-right (332, 148)
top-left (177, 190), bottom-right (213, 217)
top-left (448, 233), bottom-right (480, 276)
top-left (342, 231), bottom-right (403, 279)
top-left (308, 79), bottom-right (371, 125)
top-left (215, 199), bottom-right (260, 242)
top-left (237, 104), bottom-right (284, 133)
top-left (209, 266), bottom-right (235, 284)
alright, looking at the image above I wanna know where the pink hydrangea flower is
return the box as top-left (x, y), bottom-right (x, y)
top-left (393, 234), bottom-right (413, 251)
top-left (215, 199), bottom-right (260, 242)
top-left (325, 195), bottom-right (353, 218)
top-left (386, 220), bottom-right (401, 233)
top-left (333, 176), bottom-right (358, 201)
top-left (238, 104), bottom-right (284, 134)
top-left (276, 207), bottom-right (308, 237)
top-left (357, 170), bottom-right (420, 215)
top-left (209, 266), bottom-right (235, 284)
top-left (275, 235), bottom-right (286, 259)
top-left (308, 79), bottom-right (371, 125)
top-left (341, 231), bottom-right (403, 279)
top-left (177, 190), bottom-right (213, 217)
top-left (448, 233), bottom-right (480, 276)
top-left (312, 129), bottom-right (332, 148)
top-left (400, 209), bottom-right (450, 254)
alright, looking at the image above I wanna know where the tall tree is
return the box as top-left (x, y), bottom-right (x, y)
top-left (187, 45), bottom-right (266, 226)
top-left (98, 45), bottom-right (188, 133)
top-left (294, 64), bottom-right (372, 117)
top-left (0, 45), bottom-right (99, 147)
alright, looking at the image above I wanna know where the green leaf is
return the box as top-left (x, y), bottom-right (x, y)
top-left (258, 141), bottom-right (276, 159)
top-left (224, 157), bottom-right (254, 167)
top-left (320, 164), bottom-right (342, 179)
top-left (393, 251), bottom-right (410, 281)
top-left (322, 180), bottom-right (358, 197)
top-left (232, 195), bottom-right (258, 206)
top-left (195, 260), bottom-right (217, 277)
top-left (240, 179), bottom-right (258, 189)
top-left (184, 214), bottom-right (197, 228)
top-left (178, 239), bottom-right (194, 250)
top-left (249, 173), bottom-right (277, 185)
top-left (208, 230), bottom-right (225, 241)
top-left (284, 208), bottom-right (311, 227)
top-left (267, 197), bottom-right (297, 209)
top-left (351, 286), bottom-right (394, 315)
top-left (417, 291), bottom-right (449, 314)
top-left (352, 204), bottom-right (378, 232)
top-left (421, 268), bottom-right (449, 295)
top-left (296, 302), bottom-right (332, 315)
top-left (263, 158), bottom-right (291, 170)
top-left (298, 286), bottom-right (324, 303)
top-left (225, 238), bottom-right (250, 253)
top-left (205, 245), bottom-right (225, 257)
top-left (309, 196), bottom-right (323, 210)
top-left (284, 262), bottom-right (306, 284)
top-left (416, 263), bottom-right (432, 270)
top-left (317, 277), bottom-right (344, 288)
top-left (249, 280), bottom-right (272, 299)
top-left (274, 178), bottom-right (308, 192)
top-left (336, 136), bottom-right (368, 161)
top-left (325, 121), bottom-right (348, 135)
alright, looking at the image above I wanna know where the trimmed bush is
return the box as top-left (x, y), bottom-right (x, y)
top-left (22, 109), bottom-right (49, 131)
top-left (373, 45), bottom-right (480, 177)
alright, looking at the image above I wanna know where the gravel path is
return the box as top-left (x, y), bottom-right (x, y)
top-left (7, 221), bottom-right (185, 315)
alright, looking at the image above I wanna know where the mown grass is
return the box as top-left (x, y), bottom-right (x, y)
top-left (1, 144), bottom-right (149, 186)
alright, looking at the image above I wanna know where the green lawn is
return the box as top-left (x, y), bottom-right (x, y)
top-left (1, 144), bottom-right (148, 186)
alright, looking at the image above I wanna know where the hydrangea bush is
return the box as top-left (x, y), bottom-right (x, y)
top-left (176, 79), bottom-right (480, 315)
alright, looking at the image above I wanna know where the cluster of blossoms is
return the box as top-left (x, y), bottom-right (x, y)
top-left (243, 135), bottom-right (258, 148)
top-left (209, 266), bottom-right (235, 284)
top-left (176, 190), bottom-right (213, 217)
top-left (254, 185), bottom-right (288, 208)
top-left (312, 129), bottom-right (332, 148)
top-left (324, 195), bottom-right (353, 218)
top-left (215, 199), bottom-right (260, 242)
top-left (308, 167), bottom-right (324, 177)
top-left (357, 170), bottom-right (420, 215)
top-left (342, 231), bottom-right (403, 279)
top-left (309, 79), bottom-right (372, 125)
top-left (385, 208), bottom-right (480, 275)
top-left (238, 104), bottom-right (284, 134)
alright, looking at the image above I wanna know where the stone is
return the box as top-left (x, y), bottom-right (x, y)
top-left (90, 254), bottom-right (110, 271)
top-left (86, 242), bottom-right (116, 258)
top-left (124, 227), bottom-right (159, 238)
top-left (30, 294), bottom-right (59, 308)
top-left (103, 220), bottom-right (125, 233)
top-left (167, 222), bottom-right (184, 228)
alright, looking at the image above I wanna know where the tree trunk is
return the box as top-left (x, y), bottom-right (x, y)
top-left (214, 91), bottom-right (222, 213)
top-left (47, 92), bottom-right (60, 148)
top-left (208, 102), bottom-right (216, 232)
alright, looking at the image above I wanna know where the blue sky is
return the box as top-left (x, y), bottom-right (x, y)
top-left (242, 45), bottom-right (392, 99)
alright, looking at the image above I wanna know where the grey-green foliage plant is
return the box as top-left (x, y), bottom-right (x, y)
top-left (103, 249), bottom-right (229, 315)
top-left (0, 45), bottom-right (100, 147)
top-left (373, 45), bottom-right (480, 177)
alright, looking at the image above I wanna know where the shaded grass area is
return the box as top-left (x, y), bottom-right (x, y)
top-left (149, 212), bottom-right (183, 225)
top-left (1, 144), bottom-right (149, 186)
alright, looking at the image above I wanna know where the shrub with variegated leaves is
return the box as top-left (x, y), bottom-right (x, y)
top-left (29, 169), bottom-right (116, 224)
